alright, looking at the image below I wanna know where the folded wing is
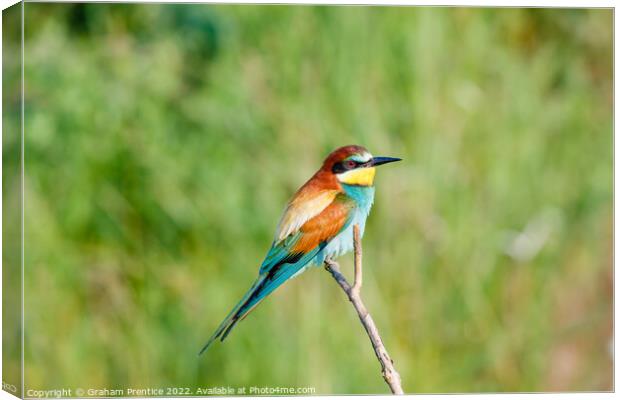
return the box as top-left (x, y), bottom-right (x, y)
top-left (275, 184), bottom-right (340, 243)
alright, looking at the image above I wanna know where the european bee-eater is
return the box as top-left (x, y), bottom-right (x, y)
top-left (199, 145), bottom-right (401, 354)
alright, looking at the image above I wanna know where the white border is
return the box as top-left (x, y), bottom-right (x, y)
top-left (0, 2), bottom-right (615, 400)
top-left (0, 0), bottom-right (616, 6)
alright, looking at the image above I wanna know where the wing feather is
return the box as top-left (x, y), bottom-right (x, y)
top-left (260, 195), bottom-right (351, 274)
top-left (274, 187), bottom-right (339, 242)
top-left (292, 199), bottom-right (352, 254)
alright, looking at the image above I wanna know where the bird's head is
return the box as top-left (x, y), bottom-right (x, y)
top-left (322, 145), bottom-right (401, 187)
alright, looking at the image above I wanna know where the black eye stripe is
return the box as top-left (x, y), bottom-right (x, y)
top-left (332, 159), bottom-right (370, 173)
top-left (332, 162), bottom-right (346, 174)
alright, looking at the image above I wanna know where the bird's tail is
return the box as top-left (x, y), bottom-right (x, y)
top-left (198, 275), bottom-right (268, 355)
top-left (199, 252), bottom-right (318, 355)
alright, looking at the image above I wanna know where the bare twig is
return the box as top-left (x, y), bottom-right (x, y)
top-left (324, 225), bottom-right (404, 395)
top-left (351, 226), bottom-right (363, 294)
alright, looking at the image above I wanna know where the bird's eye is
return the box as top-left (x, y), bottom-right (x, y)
top-left (345, 160), bottom-right (356, 169)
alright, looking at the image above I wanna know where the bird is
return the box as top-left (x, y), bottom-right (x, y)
top-left (199, 145), bottom-right (401, 354)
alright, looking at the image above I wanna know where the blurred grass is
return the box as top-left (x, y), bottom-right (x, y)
top-left (4, 4), bottom-right (612, 394)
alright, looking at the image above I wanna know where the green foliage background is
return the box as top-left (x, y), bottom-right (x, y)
top-left (3, 4), bottom-right (613, 394)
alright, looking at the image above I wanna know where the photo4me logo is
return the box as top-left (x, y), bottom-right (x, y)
top-left (248, 386), bottom-right (316, 395)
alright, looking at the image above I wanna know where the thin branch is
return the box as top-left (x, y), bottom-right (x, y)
top-left (351, 225), bottom-right (363, 294)
top-left (324, 225), bottom-right (404, 395)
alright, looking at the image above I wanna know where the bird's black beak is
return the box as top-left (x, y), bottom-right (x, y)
top-left (371, 156), bottom-right (402, 167)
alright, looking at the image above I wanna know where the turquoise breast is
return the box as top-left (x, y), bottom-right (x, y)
top-left (314, 185), bottom-right (375, 264)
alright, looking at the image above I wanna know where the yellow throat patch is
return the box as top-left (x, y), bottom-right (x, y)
top-left (338, 167), bottom-right (376, 186)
